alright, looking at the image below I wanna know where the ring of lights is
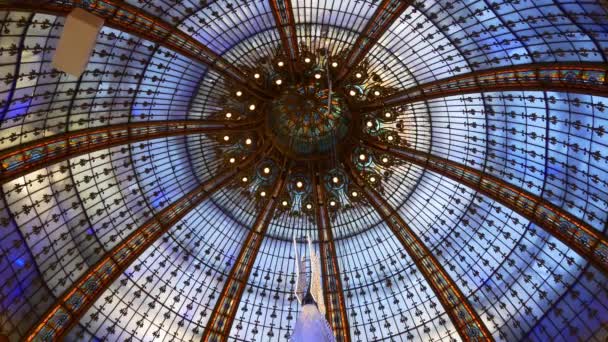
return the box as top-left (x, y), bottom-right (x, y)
top-left (204, 42), bottom-right (430, 239)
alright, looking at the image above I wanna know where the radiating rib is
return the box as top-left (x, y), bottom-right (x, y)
top-left (343, 160), bottom-right (494, 342)
top-left (358, 62), bottom-right (608, 112)
top-left (269, 0), bottom-right (299, 74)
top-left (1, 0), bottom-right (271, 99)
top-left (202, 161), bottom-right (288, 341)
top-left (312, 167), bottom-right (351, 342)
top-left (0, 119), bottom-right (261, 184)
top-left (362, 137), bottom-right (608, 276)
top-left (24, 144), bottom-right (268, 341)
top-left (335, 0), bottom-right (414, 83)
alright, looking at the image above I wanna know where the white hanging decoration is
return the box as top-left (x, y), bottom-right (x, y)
top-left (294, 237), bottom-right (307, 304)
top-left (290, 236), bottom-right (335, 342)
top-left (308, 235), bottom-right (326, 315)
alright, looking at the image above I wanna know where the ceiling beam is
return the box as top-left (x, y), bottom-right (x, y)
top-left (1, 0), bottom-right (272, 99)
top-left (334, 0), bottom-right (414, 84)
top-left (357, 62), bottom-right (608, 112)
top-left (0, 119), bottom-right (261, 184)
top-left (362, 137), bottom-right (608, 276)
top-left (343, 159), bottom-right (494, 342)
top-left (312, 166), bottom-right (351, 342)
top-left (269, 0), bottom-right (299, 75)
top-left (202, 161), bottom-right (288, 341)
top-left (24, 144), bottom-right (267, 341)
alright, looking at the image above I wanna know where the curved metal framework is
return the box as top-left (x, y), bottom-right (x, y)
top-left (24, 146), bottom-right (265, 341)
top-left (1, 0), bottom-right (608, 341)
top-left (334, 0), bottom-right (414, 83)
top-left (312, 166), bottom-right (351, 342)
top-left (202, 160), bottom-right (288, 341)
top-left (269, 0), bottom-right (299, 75)
top-left (0, 120), bottom-right (261, 183)
top-left (344, 159), bottom-right (494, 342)
top-left (0, 0), bottom-right (271, 99)
top-left (362, 137), bottom-right (608, 276)
top-left (357, 63), bottom-right (608, 112)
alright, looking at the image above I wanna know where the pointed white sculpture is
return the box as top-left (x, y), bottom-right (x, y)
top-left (290, 236), bottom-right (336, 342)
top-left (308, 235), bottom-right (326, 315)
top-left (294, 238), bottom-right (307, 304)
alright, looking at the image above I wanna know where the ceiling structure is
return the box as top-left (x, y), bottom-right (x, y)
top-left (0, 0), bottom-right (607, 341)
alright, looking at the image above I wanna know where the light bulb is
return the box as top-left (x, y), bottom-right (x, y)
top-left (331, 62), bottom-right (338, 68)
top-left (260, 191), bottom-right (266, 197)
top-left (245, 138), bottom-right (252, 145)
top-left (351, 191), bottom-right (358, 197)
top-left (249, 104), bottom-right (256, 111)
top-left (374, 90), bottom-right (381, 96)
top-left (296, 181), bottom-right (303, 188)
top-left (332, 176), bottom-right (339, 183)
top-left (382, 157), bottom-right (389, 163)
top-left (225, 112), bottom-right (232, 118)
top-left (278, 61), bottom-right (284, 67)
top-left (282, 200), bottom-right (289, 206)
top-left (236, 91), bottom-right (243, 97)
top-left (223, 135), bottom-right (230, 141)
top-left (306, 203), bottom-right (312, 210)
top-left (366, 121), bottom-right (373, 127)
top-left (387, 135), bottom-right (394, 141)
top-left (384, 112), bottom-right (391, 118)
top-left (229, 157), bottom-right (236, 163)
top-left (263, 167), bottom-right (271, 174)
top-left (242, 176), bottom-right (248, 182)
top-left (355, 72), bottom-right (362, 78)
top-left (349, 90), bottom-right (356, 96)
top-left (329, 200), bottom-right (336, 207)
top-left (359, 154), bottom-right (366, 161)
top-left (276, 79), bottom-right (283, 85)
top-left (304, 57), bottom-right (311, 63)
top-left (314, 73), bottom-right (322, 79)
top-left (254, 73), bottom-right (260, 79)
top-left (370, 176), bottom-right (376, 183)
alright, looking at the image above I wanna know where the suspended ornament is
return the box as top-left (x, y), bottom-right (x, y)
top-left (291, 236), bottom-right (335, 342)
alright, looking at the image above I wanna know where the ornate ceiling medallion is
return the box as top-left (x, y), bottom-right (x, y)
top-left (211, 45), bottom-right (398, 218)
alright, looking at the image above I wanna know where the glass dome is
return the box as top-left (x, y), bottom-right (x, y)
top-left (0, 0), bottom-right (607, 341)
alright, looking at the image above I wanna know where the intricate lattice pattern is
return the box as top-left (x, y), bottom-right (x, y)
top-left (0, 1), bottom-right (607, 342)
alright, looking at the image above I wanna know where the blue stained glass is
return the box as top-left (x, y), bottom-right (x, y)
top-left (0, 1), bottom-right (607, 341)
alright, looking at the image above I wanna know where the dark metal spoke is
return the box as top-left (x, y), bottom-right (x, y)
top-left (312, 165), bottom-right (351, 342)
top-left (0, 119), bottom-right (262, 184)
top-left (343, 159), bottom-right (494, 342)
top-left (270, 0), bottom-right (299, 75)
top-left (2, 0), bottom-right (272, 99)
top-left (357, 62), bottom-right (608, 112)
top-left (361, 137), bottom-right (608, 276)
top-left (202, 160), bottom-right (289, 341)
top-left (24, 145), bottom-right (267, 341)
top-left (335, 0), bottom-right (414, 84)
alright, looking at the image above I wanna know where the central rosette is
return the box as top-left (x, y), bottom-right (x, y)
top-left (267, 85), bottom-right (351, 158)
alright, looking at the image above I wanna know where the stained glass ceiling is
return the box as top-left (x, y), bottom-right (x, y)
top-left (0, 0), bottom-right (607, 341)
